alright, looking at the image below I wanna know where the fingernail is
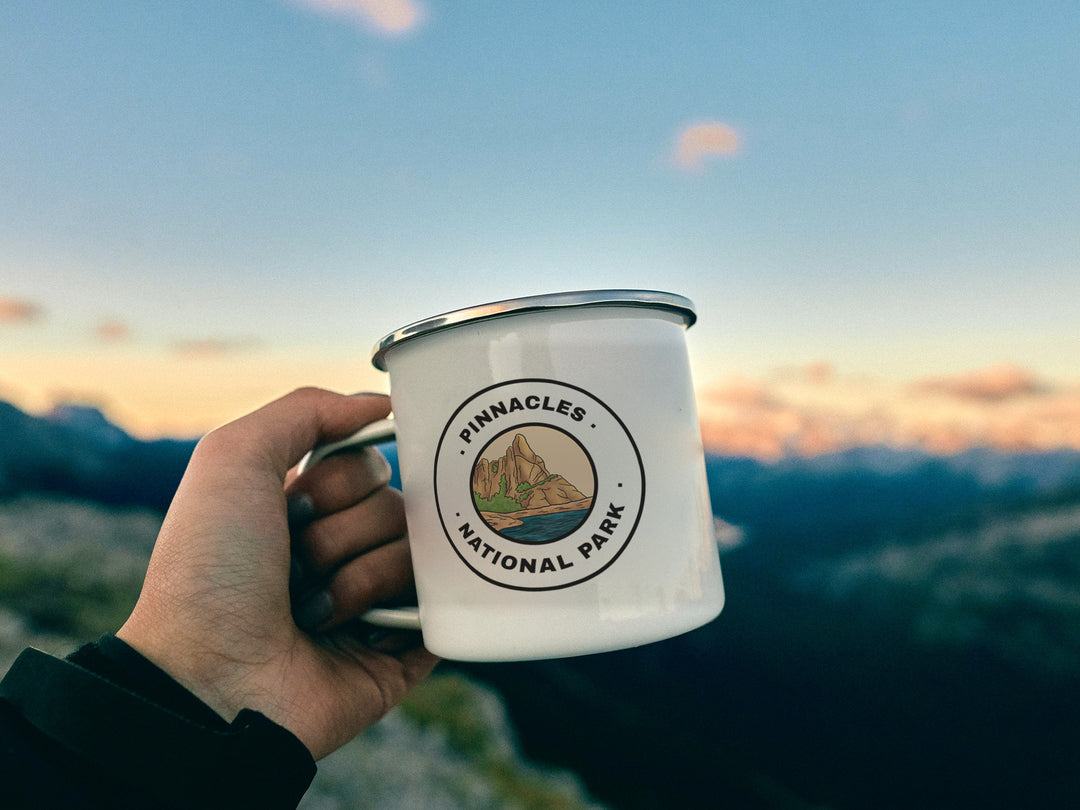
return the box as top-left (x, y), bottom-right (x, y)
top-left (294, 589), bottom-right (334, 631)
top-left (362, 447), bottom-right (393, 484)
top-left (287, 493), bottom-right (316, 530)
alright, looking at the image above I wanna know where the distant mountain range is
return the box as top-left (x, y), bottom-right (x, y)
top-left (471, 449), bottom-right (1080, 809)
top-left (0, 401), bottom-right (197, 513)
top-left (4, 398), bottom-right (1078, 519)
top-left (3, 400), bottom-right (1080, 808)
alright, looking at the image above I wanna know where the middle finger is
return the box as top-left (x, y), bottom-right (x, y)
top-left (287, 446), bottom-right (393, 516)
top-left (301, 486), bottom-right (407, 574)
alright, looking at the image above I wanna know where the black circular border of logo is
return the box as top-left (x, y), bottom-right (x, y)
top-left (470, 422), bottom-right (598, 545)
top-left (434, 378), bottom-right (646, 592)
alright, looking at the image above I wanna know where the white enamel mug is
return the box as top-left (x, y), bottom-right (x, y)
top-left (300, 290), bottom-right (724, 661)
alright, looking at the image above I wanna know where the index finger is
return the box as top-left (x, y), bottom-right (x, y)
top-left (209, 388), bottom-right (392, 480)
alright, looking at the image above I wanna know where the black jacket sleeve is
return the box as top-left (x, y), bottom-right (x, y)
top-left (0, 636), bottom-right (316, 810)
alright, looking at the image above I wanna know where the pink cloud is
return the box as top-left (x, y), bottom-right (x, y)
top-left (95, 320), bottom-right (132, 343)
top-left (913, 364), bottom-right (1045, 402)
top-left (292, 0), bottom-right (425, 35)
top-left (702, 376), bottom-right (776, 409)
top-left (171, 338), bottom-right (262, 358)
top-left (673, 121), bottom-right (740, 171)
top-left (699, 377), bottom-right (836, 459)
top-left (0, 296), bottom-right (44, 324)
top-left (899, 392), bottom-right (1080, 454)
top-left (773, 361), bottom-right (837, 386)
top-left (697, 366), bottom-right (1080, 459)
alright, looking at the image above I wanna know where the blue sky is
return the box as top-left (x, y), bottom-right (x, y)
top-left (1, 1), bottom-right (1078, 443)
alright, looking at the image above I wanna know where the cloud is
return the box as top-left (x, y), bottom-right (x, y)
top-left (699, 376), bottom-right (830, 459)
top-left (95, 320), bottom-right (131, 343)
top-left (697, 365), bottom-right (1080, 459)
top-left (292, 0), bottom-right (425, 35)
top-left (773, 361), bottom-right (836, 386)
top-left (702, 376), bottom-right (776, 409)
top-left (673, 122), bottom-right (740, 171)
top-left (171, 338), bottom-right (262, 358)
top-left (0, 296), bottom-right (44, 324)
top-left (913, 364), bottom-right (1045, 402)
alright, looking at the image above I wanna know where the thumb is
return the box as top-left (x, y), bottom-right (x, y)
top-left (207, 388), bottom-right (392, 479)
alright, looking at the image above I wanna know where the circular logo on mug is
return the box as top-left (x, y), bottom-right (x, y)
top-left (434, 379), bottom-right (645, 591)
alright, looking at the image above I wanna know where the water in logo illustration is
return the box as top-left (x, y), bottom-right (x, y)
top-left (471, 427), bottom-right (596, 543)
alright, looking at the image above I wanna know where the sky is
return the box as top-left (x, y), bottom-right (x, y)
top-left (1, 1), bottom-right (1078, 454)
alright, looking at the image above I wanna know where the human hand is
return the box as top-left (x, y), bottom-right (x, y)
top-left (117, 388), bottom-right (438, 759)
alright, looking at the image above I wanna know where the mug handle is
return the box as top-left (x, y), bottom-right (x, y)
top-left (297, 416), bottom-right (398, 475)
top-left (296, 416), bottom-right (422, 632)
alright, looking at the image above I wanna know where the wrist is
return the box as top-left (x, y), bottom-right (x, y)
top-left (69, 634), bottom-right (232, 728)
top-left (0, 644), bottom-right (316, 809)
top-left (115, 621), bottom-right (265, 725)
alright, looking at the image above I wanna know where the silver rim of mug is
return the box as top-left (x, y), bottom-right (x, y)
top-left (370, 289), bottom-right (697, 371)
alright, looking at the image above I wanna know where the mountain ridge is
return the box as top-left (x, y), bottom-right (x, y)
top-left (3, 400), bottom-right (1080, 516)
top-left (2, 399), bottom-right (1079, 808)
top-left (471, 432), bottom-right (589, 514)
top-left (0, 401), bottom-right (197, 512)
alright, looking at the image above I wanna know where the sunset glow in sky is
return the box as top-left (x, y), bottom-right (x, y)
top-left (2, 2), bottom-right (1078, 454)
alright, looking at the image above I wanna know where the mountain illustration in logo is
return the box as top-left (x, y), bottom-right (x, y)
top-left (472, 428), bottom-right (595, 541)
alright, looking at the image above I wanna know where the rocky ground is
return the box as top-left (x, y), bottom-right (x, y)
top-left (0, 495), bottom-right (606, 810)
